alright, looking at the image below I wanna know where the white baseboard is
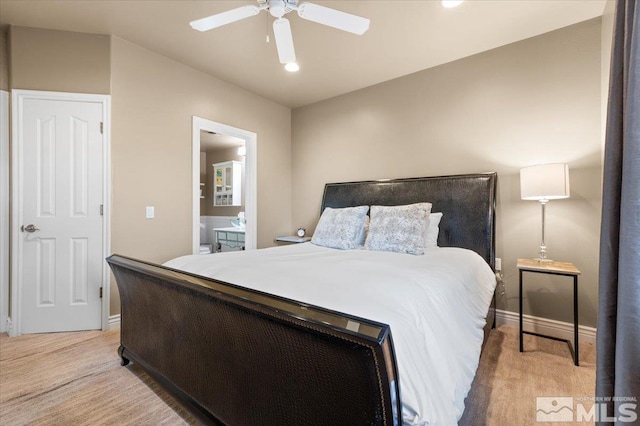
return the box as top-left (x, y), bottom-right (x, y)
top-left (4, 316), bottom-right (120, 334)
top-left (496, 309), bottom-right (596, 345)
top-left (106, 314), bottom-right (121, 330)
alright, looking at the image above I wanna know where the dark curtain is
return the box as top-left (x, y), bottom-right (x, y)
top-left (596, 0), bottom-right (640, 422)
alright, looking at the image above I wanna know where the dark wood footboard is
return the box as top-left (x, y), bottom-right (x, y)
top-left (107, 254), bottom-right (402, 426)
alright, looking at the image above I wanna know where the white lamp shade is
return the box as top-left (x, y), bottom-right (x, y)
top-left (520, 163), bottom-right (570, 200)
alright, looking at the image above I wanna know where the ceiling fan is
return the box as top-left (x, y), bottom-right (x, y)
top-left (190, 0), bottom-right (370, 66)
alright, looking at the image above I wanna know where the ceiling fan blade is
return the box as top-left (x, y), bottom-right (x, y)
top-left (190, 5), bottom-right (260, 32)
top-left (296, 2), bottom-right (370, 35)
top-left (273, 18), bottom-right (296, 64)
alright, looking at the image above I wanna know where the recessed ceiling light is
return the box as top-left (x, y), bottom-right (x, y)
top-left (285, 62), bottom-right (300, 72)
top-left (442, 0), bottom-right (463, 8)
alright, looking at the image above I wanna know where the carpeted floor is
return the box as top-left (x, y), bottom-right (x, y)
top-left (0, 326), bottom-right (595, 425)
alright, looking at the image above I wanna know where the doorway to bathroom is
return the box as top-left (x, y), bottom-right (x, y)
top-left (192, 117), bottom-right (257, 255)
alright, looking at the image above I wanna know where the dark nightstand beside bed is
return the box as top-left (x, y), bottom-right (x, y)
top-left (517, 258), bottom-right (581, 366)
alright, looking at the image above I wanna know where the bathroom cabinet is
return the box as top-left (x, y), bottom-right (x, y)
top-left (213, 161), bottom-right (242, 207)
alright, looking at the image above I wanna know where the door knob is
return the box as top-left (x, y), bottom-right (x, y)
top-left (21, 224), bottom-right (40, 233)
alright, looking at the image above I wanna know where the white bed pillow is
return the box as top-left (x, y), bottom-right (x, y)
top-left (311, 206), bottom-right (369, 250)
top-left (425, 212), bottom-right (443, 248)
top-left (364, 203), bottom-right (432, 255)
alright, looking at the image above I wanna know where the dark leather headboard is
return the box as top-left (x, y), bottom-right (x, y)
top-left (320, 173), bottom-right (497, 268)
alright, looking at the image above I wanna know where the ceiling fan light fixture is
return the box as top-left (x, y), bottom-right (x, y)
top-left (189, 5), bottom-right (261, 31)
top-left (285, 62), bottom-right (300, 72)
top-left (442, 0), bottom-right (464, 8)
top-left (297, 2), bottom-right (370, 35)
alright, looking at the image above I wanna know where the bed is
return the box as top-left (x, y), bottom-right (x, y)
top-left (107, 172), bottom-right (497, 426)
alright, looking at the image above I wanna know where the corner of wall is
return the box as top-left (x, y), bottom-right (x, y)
top-left (0, 29), bottom-right (9, 92)
top-left (600, 1), bottom-right (615, 175)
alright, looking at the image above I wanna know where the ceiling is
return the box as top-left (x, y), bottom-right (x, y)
top-left (0, 0), bottom-right (606, 108)
top-left (200, 131), bottom-right (245, 151)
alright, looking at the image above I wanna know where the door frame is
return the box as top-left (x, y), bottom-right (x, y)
top-left (0, 90), bottom-right (9, 333)
top-left (192, 116), bottom-right (257, 254)
top-left (10, 90), bottom-right (111, 336)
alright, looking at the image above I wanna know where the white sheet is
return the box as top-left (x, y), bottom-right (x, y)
top-left (164, 243), bottom-right (496, 426)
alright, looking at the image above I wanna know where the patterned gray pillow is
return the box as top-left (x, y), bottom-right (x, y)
top-left (311, 206), bottom-right (369, 250)
top-left (364, 203), bottom-right (432, 255)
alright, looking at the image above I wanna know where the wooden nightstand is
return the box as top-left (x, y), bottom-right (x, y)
top-left (275, 236), bottom-right (311, 244)
top-left (517, 258), bottom-right (581, 366)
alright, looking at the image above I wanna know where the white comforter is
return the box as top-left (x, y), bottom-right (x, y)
top-left (164, 243), bottom-right (496, 426)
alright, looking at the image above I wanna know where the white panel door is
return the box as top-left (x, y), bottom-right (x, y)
top-left (20, 98), bottom-right (103, 333)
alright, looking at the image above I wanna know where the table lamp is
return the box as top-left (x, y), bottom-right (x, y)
top-left (520, 163), bottom-right (570, 262)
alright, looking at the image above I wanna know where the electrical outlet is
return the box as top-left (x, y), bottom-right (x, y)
top-left (495, 257), bottom-right (502, 271)
top-left (146, 206), bottom-right (155, 219)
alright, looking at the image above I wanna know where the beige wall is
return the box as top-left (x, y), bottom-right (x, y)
top-left (7, 27), bottom-right (291, 316)
top-left (292, 19), bottom-right (603, 327)
top-left (601, 0), bottom-right (615, 166)
top-left (0, 31), bottom-right (8, 91)
top-left (202, 147), bottom-right (245, 217)
top-left (4, 19), bottom-right (607, 326)
top-left (9, 26), bottom-right (110, 94)
top-left (110, 37), bottom-right (291, 314)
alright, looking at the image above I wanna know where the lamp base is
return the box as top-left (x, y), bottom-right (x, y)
top-left (536, 238), bottom-right (551, 263)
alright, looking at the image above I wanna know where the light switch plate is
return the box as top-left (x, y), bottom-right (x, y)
top-left (495, 257), bottom-right (502, 271)
top-left (146, 206), bottom-right (155, 219)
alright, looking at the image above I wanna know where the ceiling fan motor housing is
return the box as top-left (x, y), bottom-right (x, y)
top-left (267, 0), bottom-right (296, 18)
